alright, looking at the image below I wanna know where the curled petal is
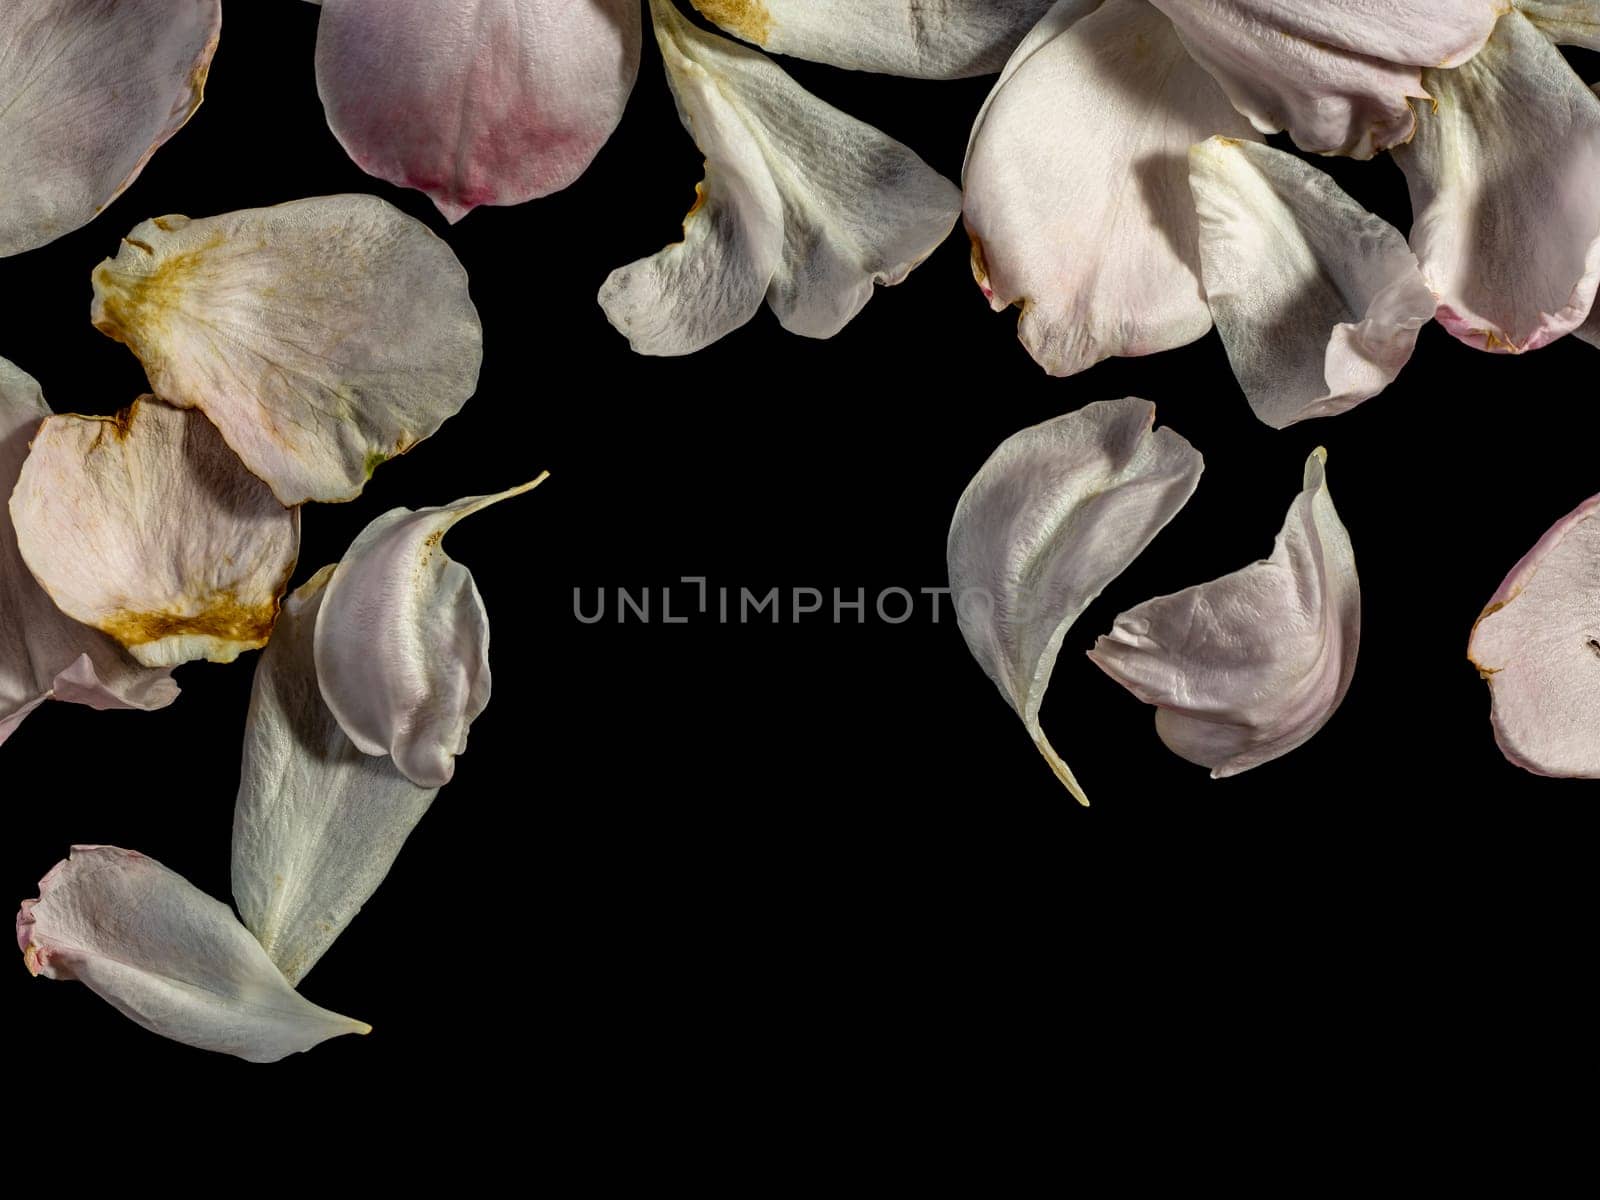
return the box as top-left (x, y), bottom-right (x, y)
top-left (17, 845), bottom-right (368, 1063)
top-left (0, 362), bottom-right (176, 744)
top-left (1150, 0), bottom-right (1502, 158)
top-left (1468, 494), bottom-right (1600, 777)
top-left (600, 1), bottom-right (960, 355)
top-left (315, 477), bottom-right (546, 788)
top-left (10, 399), bottom-right (299, 669)
top-left (1396, 10), bottom-right (1600, 353)
top-left (1189, 137), bottom-right (1436, 428)
top-left (1090, 450), bottom-right (1360, 778)
top-left (90, 195), bottom-right (484, 505)
top-left (234, 567), bottom-right (438, 986)
top-left (963, 0), bottom-right (1260, 378)
top-left (1520, 1), bottom-right (1600, 50)
top-left (946, 398), bottom-right (1203, 804)
top-left (314, 1), bottom-right (642, 220)
top-left (0, 1), bottom-right (220, 257)
top-left (689, 0), bottom-right (1054, 78)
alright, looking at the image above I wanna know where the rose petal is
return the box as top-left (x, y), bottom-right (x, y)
top-left (1089, 450), bottom-right (1360, 778)
top-left (1520, 1), bottom-right (1600, 50)
top-left (688, 0), bottom-right (1054, 78)
top-left (1468, 494), bottom-right (1600, 777)
top-left (1395, 9), bottom-right (1600, 353)
top-left (0, 361), bottom-right (177, 744)
top-left (90, 195), bottom-right (484, 504)
top-left (9, 397), bottom-right (300, 669)
top-left (233, 566), bottom-right (438, 986)
top-left (1149, 0), bottom-right (1502, 158)
top-left (0, 1), bottom-right (220, 257)
top-left (313, 0), bottom-right (641, 221)
top-left (1189, 137), bottom-right (1436, 428)
top-left (17, 845), bottom-right (368, 1062)
top-left (946, 398), bottom-right (1203, 804)
top-left (599, 0), bottom-right (960, 355)
top-left (962, 0), bottom-right (1260, 378)
top-left (315, 477), bottom-right (546, 789)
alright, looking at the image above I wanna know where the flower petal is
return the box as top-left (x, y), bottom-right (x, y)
top-left (1189, 137), bottom-right (1436, 428)
top-left (962, 0), bottom-right (1260, 378)
top-left (9, 398), bottom-right (300, 669)
top-left (946, 398), bottom-right (1203, 804)
top-left (0, 1), bottom-right (220, 257)
top-left (1520, 1), bottom-right (1600, 50)
top-left (17, 845), bottom-right (368, 1062)
top-left (1089, 450), bottom-right (1360, 778)
top-left (688, 0), bottom-right (1054, 78)
top-left (1149, 0), bottom-right (1502, 158)
top-left (1395, 9), bottom-right (1600, 353)
top-left (1468, 494), bottom-right (1600, 777)
top-left (600, 1), bottom-right (960, 355)
top-left (234, 566), bottom-right (438, 985)
top-left (314, 0), bottom-right (641, 220)
top-left (1, 362), bottom-right (177, 744)
top-left (90, 195), bottom-right (484, 504)
top-left (315, 478), bottom-right (545, 789)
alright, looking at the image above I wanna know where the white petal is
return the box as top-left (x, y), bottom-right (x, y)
top-left (9, 399), bottom-right (299, 669)
top-left (234, 567), bottom-right (438, 986)
top-left (1150, 0), bottom-right (1502, 158)
top-left (1189, 137), bottom-right (1436, 428)
top-left (0, 362), bottom-right (177, 744)
top-left (600, 1), bottom-right (960, 355)
top-left (689, 0), bottom-right (1054, 78)
top-left (1089, 450), bottom-right (1360, 778)
top-left (90, 195), bottom-right (484, 505)
top-left (946, 398), bottom-right (1203, 804)
top-left (1468, 494), bottom-right (1600, 777)
top-left (1395, 10), bottom-right (1600, 353)
top-left (962, 0), bottom-right (1260, 378)
top-left (17, 845), bottom-right (368, 1063)
top-left (0, 1), bottom-right (220, 257)
top-left (314, 1), bottom-right (642, 221)
top-left (1520, 1), bottom-right (1600, 50)
top-left (315, 477), bottom-right (546, 789)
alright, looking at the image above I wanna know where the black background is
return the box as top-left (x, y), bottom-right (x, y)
top-left (4, 3), bottom-right (1595, 1111)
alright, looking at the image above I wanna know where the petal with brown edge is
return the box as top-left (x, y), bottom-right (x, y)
top-left (17, 845), bottom-right (368, 1063)
top-left (1395, 10), bottom-right (1600, 353)
top-left (314, 0), bottom-right (641, 221)
top-left (946, 398), bottom-right (1203, 805)
top-left (90, 195), bottom-right (483, 505)
top-left (9, 398), bottom-right (300, 669)
top-left (234, 566), bottom-right (439, 987)
top-left (1, 360), bottom-right (177, 745)
top-left (962, 0), bottom-right (1260, 378)
top-left (0, 1), bottom-right (220, 257)
top-left (1089, 450), bottom-right (1360, 778)
top-left (315, 477), bottom-right (547, 790)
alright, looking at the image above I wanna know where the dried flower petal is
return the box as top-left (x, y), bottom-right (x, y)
top-left (947, 398), bottom-right (1203, 804)
top-left (1520, 1), bottom-right (1600, 50)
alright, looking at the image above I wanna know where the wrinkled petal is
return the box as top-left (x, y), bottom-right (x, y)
top-left (1150, 0), bottom-right (1502, 158)
top-left (1089, 450), bottom-right (1360, 778)
top-left (1520, 1), bottom-right (1600, 49)
top-left (234, 567), bottom-right (438, 985)
top-left (963, 0), bottom-right (1260, 378)
top-left (1396, 10), bottom-right (1600, 353)
top-left (0, 361), bottom-right (176, 744)
top-left (0, 1), bottom-right (220, 257)
top-left (1189, 137), bottom-right (1436, 428)
top-left (315, 477), bottom-right (546, 789)
top-left (90, 195), bottom-right (483, 505)
top-left (946, 398), bottom-right (1203, 804)
top-left (314, 1), bottom-right (641, 221)
top-left (1468, 494), bottom-right (1600, 777)
top-left (9, 398), bottom-right (299, 669)
top-left (599, 1), bottom-right (960, 355)
top-left (17, 845), bottom-right (368, 1063)
top-left (689, 0), bottom-right (1054, 78)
